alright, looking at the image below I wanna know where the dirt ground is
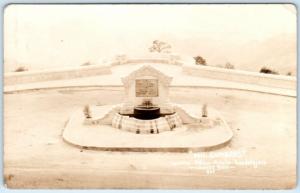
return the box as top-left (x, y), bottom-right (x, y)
top-left (3, 87), bottom-right (296, 189)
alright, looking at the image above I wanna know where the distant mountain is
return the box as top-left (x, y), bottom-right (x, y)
top-left (164, 33), bottom-right (296, 75)
top-left (231, 34), bottom-right (296, 75)
top-left (5, 31), bottom-right (296, 76)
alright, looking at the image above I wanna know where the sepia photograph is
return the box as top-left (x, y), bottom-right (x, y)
top-left (3, 4), bottom-right (297, 189)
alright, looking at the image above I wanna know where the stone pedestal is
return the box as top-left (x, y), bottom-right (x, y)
top-left (121, 65), bottom-right (173, 112)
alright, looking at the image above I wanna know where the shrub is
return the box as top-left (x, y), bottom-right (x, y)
top-left (14, 66), bottom-right (28, 72)
top-left (202, 104), bottom-right (208, 117)
top-left (286, 72), bottom-right (292, 76)
top-left (224, 62), bottom-right (235, 69)
top-left (194, 56), bottom-right (207, 65)
top-left (81, 62), bottom-right (92, 66)
top-left (259, 67), bottom-right (279, 75)
top-left (83, 105), bottom-right (92, 118)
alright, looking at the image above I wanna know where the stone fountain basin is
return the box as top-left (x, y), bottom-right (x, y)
top-left (62, 104), bottom-right (233, 152)
top-left (133, 106), bottom-right (160, 120)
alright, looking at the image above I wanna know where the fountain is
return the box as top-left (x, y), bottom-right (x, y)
top-left (133, 99), bottom-right (160, 120)
top-left (63, 64), bottom-right (233, 152)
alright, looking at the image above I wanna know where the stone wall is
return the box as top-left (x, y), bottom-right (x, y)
top-left (4, 65), bottom-right (112, 85)
top-left (4, 53), bottom-right (296, 91)
top-left (182, 64), bottom-right (296, 90)
top-left (111, 53), bottom-right (183, 66)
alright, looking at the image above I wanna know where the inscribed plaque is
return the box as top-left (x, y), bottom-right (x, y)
top-left (135, 79), bottom-right (158, 97)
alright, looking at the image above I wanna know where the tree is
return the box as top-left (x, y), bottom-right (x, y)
top-left (149, 40), bottom-right (171, 53)
top-left (83, 105), bottom-right (92, 119)
top-left (194, 56), bottom-right (207, 65)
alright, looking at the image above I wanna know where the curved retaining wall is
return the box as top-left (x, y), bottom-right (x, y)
top-left (4, 53), bottom-right (296, 91)
top-left (4, 65), bottom-right (112, 85)
top-left (4, 54), bottom-right (179, 85)
top-left (182, 64), bottom-right (296, 90)
top-left (110, 53), bottom-right (183, 66)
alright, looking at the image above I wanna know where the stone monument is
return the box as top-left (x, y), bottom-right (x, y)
top-left (120, 65), bottom-right (174, 115)
top-left (63, 64), bottom-right (233, 151)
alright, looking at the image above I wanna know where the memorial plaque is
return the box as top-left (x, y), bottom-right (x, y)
top-left (135, 79), bottom-right (158, 97)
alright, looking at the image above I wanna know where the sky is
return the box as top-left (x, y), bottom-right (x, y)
top-left (4, 4), bottom-right (297, 73)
